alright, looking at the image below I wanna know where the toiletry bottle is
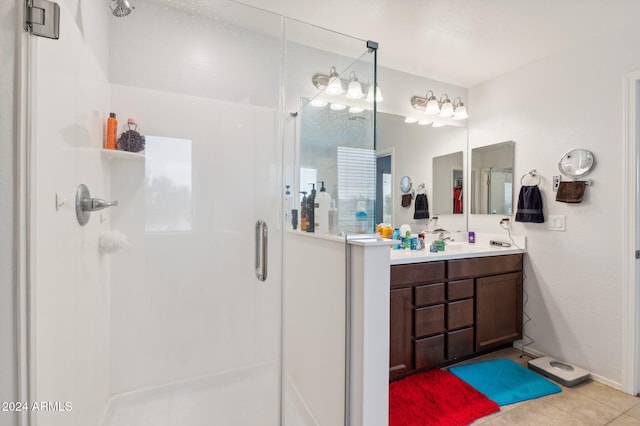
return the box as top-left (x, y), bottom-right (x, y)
top-left (314, 181), bottom-right (331, 234)
top-left (306, 184), bottom-right (316, 232)
top-left (300, 192), bottom-right (307, 231)
top-left (284, 185), bottom-right (292, 228)
top-left (392, 228), bottom-right (401, 250)
top-left (355, 201), bottom-right (367, 233)
top-left (328, 200), bottom-right (338, 234)
top-left (404, 230), bottom-right (410, 249)
top-left (468, 231), bottom-right (476, 244)
top-left (106, 113), bottom-right (118, 150)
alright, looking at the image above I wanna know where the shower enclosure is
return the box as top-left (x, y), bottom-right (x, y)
top-left (20, 0), bottom-right (375, 425)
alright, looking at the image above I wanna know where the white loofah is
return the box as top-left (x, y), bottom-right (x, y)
top-left (98, 230), bottom-right (131, 252)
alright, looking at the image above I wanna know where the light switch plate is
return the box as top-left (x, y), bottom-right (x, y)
top-left (548, 214), bottom-right (566, 231)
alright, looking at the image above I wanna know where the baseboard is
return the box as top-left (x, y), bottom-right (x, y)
top-left (512, 344), bottom-right (623, 391)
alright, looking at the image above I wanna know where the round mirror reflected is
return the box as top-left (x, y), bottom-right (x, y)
top-left (558, 149), bottom-right (596, 178)
top-left (400, 176), bottom-right (412, 193)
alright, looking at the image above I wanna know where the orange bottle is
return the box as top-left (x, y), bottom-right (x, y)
top-left (106, 112), bottom-right (118, 149)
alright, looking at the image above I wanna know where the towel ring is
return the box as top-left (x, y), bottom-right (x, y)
top-left (520, 169), bottom-right (541, 186)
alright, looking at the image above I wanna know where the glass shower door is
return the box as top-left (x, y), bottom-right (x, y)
top-left (27, 1), bottom-right (283, 425)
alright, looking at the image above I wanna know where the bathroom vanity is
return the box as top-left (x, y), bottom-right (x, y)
top-left (389, 242), bottom-right (524, 380)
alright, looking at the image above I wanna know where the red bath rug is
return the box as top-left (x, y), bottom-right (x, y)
top-left (389, 369), bottom-right (499, 426)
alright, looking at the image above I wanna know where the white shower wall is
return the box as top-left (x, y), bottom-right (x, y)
top-left (31, 2), bottom-right (112, 426)
top-left (109, 85), bottom-right (282, 393)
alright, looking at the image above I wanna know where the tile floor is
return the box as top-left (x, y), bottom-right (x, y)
top-left (451, 348), bottom-right (640, 425)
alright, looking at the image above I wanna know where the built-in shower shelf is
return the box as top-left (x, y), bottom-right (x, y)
top-left (101, 149), bottom-right (145, 161)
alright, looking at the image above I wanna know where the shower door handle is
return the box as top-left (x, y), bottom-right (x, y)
top-left (255, 220), bottom-right (268, 282)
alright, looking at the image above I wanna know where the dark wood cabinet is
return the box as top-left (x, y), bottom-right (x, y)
top-left (476, 272), bottom-right (523, 351)
top-left (389, 254), bottom-right (523, 380)
top-left (389, 288), bottom-right (413, 379)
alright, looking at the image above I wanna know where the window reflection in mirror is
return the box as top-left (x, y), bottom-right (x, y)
top-left (470, 141), bottom-right (514, 215)
top-left (145, 136), bottom-right (193, 232)
top-left (432, 151), bottom-right (464, 215)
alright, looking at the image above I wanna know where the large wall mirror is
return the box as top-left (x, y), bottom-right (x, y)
top-left (470, 141), bottom-right (514, 215)
top-left (376, 112), bottom-right (468, 231)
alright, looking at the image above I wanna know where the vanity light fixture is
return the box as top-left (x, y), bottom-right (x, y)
top-left (312, 67), bottom-right (381, 103)
top-left (438, 94), bottom-right (454, 117)
top-left (452, 98), bottom-right (468, 120)
top-left (424, 91), bottom-right (440, 115)
top-left (325, 66), bottom-right (344, 96)
top-left (410, 91), bottom-right (469, 121)
top-left (366, 84), bottom-right (383, 103)
top-left (346, 71), bottom-right (363, 99)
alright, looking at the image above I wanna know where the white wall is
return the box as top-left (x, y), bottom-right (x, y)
top-left (0, 2), bottom-right (17, 426)
top-left (31, 2), bottom-right (112, 425)
top-left (468, 19), bottom-right (640, 387)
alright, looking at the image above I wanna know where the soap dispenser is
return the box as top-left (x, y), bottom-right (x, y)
top-left (300, 191), bottom-right (308, 231)
top-left (306, 184), bottom-right (316, 232)
top-left (314, 181), bottom-right (331, 234)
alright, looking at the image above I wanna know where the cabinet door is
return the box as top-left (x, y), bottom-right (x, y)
top-left (390, 288), bottom-right (413, 379)
top-left (476, 272), bottom-right (523, 351)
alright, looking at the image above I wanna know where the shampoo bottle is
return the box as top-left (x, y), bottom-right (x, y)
top-left (306, 184), bottom-right (316, 232)
top-left (314, 181), bottom-right (331, 234)
top-left (106, 112), bottom-right (118, 150)
top-left (300, 192), bottom-right (308, 231)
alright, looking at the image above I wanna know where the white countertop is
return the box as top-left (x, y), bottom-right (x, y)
top-left (389, 233), bottom-right (526, 265)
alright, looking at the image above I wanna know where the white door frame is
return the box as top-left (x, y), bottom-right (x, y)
top-left (622, 71), bottom-right (640, 395)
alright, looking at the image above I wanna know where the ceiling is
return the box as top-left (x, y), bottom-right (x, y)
top-left (234, 0), bottom-right (640, 88)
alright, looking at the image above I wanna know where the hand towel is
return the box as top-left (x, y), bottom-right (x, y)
top-left (413, 193), bottom-right (430, 219)
top-left (515, 185), bottom-right (544, 223)
top-left (555, 181), bottom-right (586, 203)
top-left (401, 193), bottom-right (412, 207)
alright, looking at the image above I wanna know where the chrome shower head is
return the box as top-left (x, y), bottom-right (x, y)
top-left (110, 0), bottom-right (133, 17)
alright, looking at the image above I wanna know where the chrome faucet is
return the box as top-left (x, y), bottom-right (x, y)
top-left (438, 232), bottom-right (454, 242)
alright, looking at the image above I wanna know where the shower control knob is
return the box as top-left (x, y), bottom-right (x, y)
top-left (75, 184), bottom-right (119, 226)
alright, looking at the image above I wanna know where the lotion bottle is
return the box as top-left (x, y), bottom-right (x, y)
top-left (314, 181), bottom-right (331, 234)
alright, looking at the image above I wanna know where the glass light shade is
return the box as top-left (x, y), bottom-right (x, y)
top-left (366, 85), bottom-right (383, 103)
top-left (432, 121), bottom-right (446, 127)
top-left (310, 99), bottom-right (328, 107)
top-left (418, 119), bottom-right (432, 126)
top-left (346, 80), bottom-right (363, 99)
top-left (330, 103), bottom-right (346, 111)
top-left (439, 101), bottom-right (454, 117)
top-left (425, 99), bottom-right (440, 115)
top-left (326, 76), bottom-right (344, 96)
top-left (349, 106), bottom-right (364, 113)
top-left (404, 117), bottom-right (419, 124)
top-left (453, 105), bottom-right (469, 120)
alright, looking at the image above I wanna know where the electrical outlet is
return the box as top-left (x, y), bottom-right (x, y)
top-left (548, 214), bottom-right (566, 231)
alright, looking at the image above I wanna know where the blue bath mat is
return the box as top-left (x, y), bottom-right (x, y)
top-left (449, 359), bottom-right (561, 406)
